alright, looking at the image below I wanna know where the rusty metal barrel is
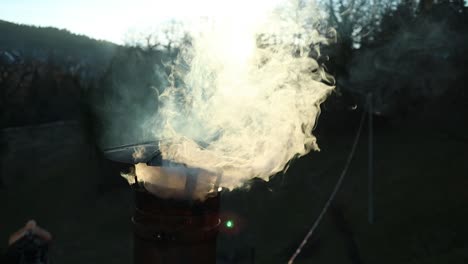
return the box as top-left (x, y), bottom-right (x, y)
top-left (103, 143), bottom-right (221, 263)
top-left (132, 183), bottom-right (220, 264)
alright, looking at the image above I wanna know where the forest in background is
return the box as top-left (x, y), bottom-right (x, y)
top-left (0, 0), bottom-right (466, 130)
top-left (0, 19), bottom-right (117, 128)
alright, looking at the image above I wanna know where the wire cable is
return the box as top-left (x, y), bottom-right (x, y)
top-left (288, 109), bottom-right (367, 264)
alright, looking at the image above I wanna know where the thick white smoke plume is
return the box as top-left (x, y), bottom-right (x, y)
top-left (151, 0), bottom-right (334, 189)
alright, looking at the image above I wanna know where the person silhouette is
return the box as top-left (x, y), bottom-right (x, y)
top-left (3, 220), bottom-right (52, 264)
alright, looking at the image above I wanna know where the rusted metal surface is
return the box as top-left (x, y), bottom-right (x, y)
top-left (132, 184), bottom-right (220, 264)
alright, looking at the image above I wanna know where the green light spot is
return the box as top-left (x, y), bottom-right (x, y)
top-left (225, 220), bottom-right (234, 229)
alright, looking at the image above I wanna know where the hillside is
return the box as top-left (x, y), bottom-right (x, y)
top-left (0, 20), bottom-right (119, 128)
top-left (0, 19), bottom-right (117, 67)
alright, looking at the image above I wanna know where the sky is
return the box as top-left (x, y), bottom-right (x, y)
top-left (0, 0), bottom-right (281, 44)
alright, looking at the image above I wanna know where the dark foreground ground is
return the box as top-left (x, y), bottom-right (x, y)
top-left (1, 93), bottom-right (467, 264)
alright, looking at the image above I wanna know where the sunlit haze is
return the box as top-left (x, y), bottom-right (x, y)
top-left (0, 0), bottom-right (282, 44)
top-left (1, 0), bottom-right (335, 190)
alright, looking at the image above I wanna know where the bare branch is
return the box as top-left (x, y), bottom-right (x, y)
top-left (328, 0), bottom-right (340, 25)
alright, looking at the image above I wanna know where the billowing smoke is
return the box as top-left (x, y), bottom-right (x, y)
top-left (147, 0), bottom-right (334, 189)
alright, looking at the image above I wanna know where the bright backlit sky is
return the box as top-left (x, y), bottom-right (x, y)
top-left (0, 0), bottom-right (281, 44)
